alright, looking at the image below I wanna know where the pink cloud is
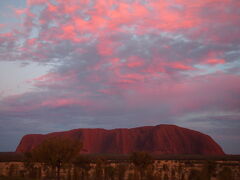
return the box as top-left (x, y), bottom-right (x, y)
top-left (110, 58), bottom-right (120, 64)
top-left (25, 38), bottom-right (37, 46)
top-left (120, 72), bottom-right (240, 116)
top-left (126, 56), bottom-right (144, 68)
top-left (31, 71), bottom-right (77, 88)
top-left (27, 0), bottom-right (46, 6)
top-left (168, 62), bottom-right (194, 70)
top-left (97, 39), bottom-right (116, 56)
top-left (1, 0), bottom-right (240, 155)
top-left (14, 9), bottom-right (26, 15)
top-left (47, 3), bottom-right (57, 12)
top-left (127, 61), bottom-right (143, 68)
top-left (14, 0), bottom-right (236, 36)
top-left (61, 25), bottom-right (78, 41)
top-left (0, 32), bottom-right (12, 38)
top-left (142, 60), bottom-right (194, 74)
top-left (41, 98), bottom-right (87, 108)
top-left (205, 59), bottom-right (225, 65)
top-left (96, 36), bottom-right (123, 57)
top-left (119, 73), bottom-right (145, 82)
top-left (1, 0), bottom-right (239, 111)
top-left (11, 0), bottom-right (238, 53)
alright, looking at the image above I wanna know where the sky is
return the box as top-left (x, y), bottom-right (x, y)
top-left (0, 0), bottom-right (239, 154)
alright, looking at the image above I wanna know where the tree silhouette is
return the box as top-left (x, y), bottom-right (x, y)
top-left (188, 169), bottom-right (201, 180)
top-left (116, 163), bottom-right (127, 180)
top-left (29, 136), bottom-right (82, 180)
top-left (93, 157), bottom-right (106, 180)
top-left (130, 152), bottom-right (153, 180)
top-left (218, 167), bottom-right (233, 180)
top-left (73, 155), bottom-right (92, 180)
top-left (104, 165), bottom-right (116, 180)
top-left (201, 160), bottom-right (216, 180)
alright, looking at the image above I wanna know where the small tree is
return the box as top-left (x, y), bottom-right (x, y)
top-left (116, 163), bottom-right (127, 180)
top-left (188, 169), bottom-right (201, 180)
top-left (73, 155), bottom-right (92, 180)
top-left (24, 152), bottom-right (40, 179)
top-left (104, 165), bottom-right (116, 180)
top-left (29, 136), bottom-right (82, 180)
top-left (177, 164), bottom-right (184, 180)
top-left (130, 152), bottom-right (153, 180)
top-left (93, 157), bottom-right (106, 180)
top-left (218, 167), bottom-right (233, 180)
top-left (201, 160), bottom-right (216, 180)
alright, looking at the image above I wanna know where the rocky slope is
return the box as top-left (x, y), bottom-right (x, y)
top-left (16, 124), bottom-right (224, 155)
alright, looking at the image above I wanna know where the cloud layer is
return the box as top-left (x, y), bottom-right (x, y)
top-left (0, 0), bottom-right (240, 153)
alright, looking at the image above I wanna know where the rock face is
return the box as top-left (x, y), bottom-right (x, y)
top-left (16, 125), bottom-right (225, 155)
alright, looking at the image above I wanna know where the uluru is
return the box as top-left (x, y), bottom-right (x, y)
top-left (16, 124), bottom-right (224, 155)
